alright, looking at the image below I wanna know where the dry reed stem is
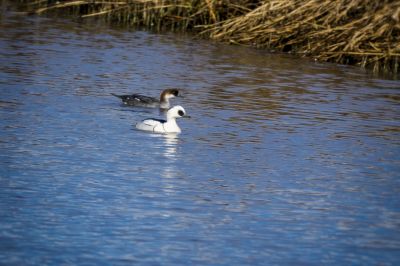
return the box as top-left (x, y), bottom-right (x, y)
top-left (205, 0), bottom-right (217, 23)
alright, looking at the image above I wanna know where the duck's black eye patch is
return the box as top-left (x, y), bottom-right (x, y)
top-left (173, 90), bottom-right (179, 96)
top-left (178, 110), bottom-right (184, 116)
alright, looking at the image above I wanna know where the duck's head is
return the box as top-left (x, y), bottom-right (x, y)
top-left (160, 88), bottom-right (180, 101)
top-left (166, 105), bottom-right (190, 120)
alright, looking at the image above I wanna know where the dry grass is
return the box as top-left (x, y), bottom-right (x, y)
top-left (203, 0), bottom-right (400, 75)
top-left (20, 0), bottom-right (400, 76)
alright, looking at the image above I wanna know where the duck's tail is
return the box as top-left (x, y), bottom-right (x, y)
top-left (111, 93), bottom-right (123, 99)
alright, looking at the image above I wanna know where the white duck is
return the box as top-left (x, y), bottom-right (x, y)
top-left (136, 105), bottom-right (189, 133)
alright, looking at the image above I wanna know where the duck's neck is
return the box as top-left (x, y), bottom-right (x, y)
top-left (160, 99), bottom-right (170, 109)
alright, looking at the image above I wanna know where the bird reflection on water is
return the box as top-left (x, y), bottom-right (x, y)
top-left (162, 133), bottom-right (179, 160)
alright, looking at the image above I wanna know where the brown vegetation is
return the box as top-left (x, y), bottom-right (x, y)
top-left (20, 0), bottom-right (400, 75)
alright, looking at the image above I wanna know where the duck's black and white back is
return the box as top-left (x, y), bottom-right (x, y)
top-left (111, 94), bottom-right (159, 107)
top-left (112, 88), bottom-right (179, 109)
top-left (136, 105), bottom-right (188, 133)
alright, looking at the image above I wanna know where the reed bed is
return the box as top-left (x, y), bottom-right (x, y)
top-left (20, 0), bottom-right (400, 75)
top-left (203, 0), bottom-right (400, 75)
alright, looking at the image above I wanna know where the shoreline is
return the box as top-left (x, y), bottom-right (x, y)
top-left (15, 0), bottom-right (400, 78)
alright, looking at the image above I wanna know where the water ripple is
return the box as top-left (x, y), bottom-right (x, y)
top-left (1, 6), bottom-right (400, 266)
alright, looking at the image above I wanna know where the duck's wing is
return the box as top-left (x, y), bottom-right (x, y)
top-left (141, 118), bottom-right (166, 126)
top-left (136, 118), bottom-right (167, 132)
top-left (112, 93), bottom-right (158, 106)
top-left (131, 95), bottom-right (158, 104)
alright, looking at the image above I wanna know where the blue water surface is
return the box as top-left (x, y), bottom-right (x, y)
top-left (1, 9), bottom-right (400, 266)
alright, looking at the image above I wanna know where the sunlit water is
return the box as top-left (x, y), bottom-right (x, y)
top-left (1, 8), bottom-right (400, 266)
